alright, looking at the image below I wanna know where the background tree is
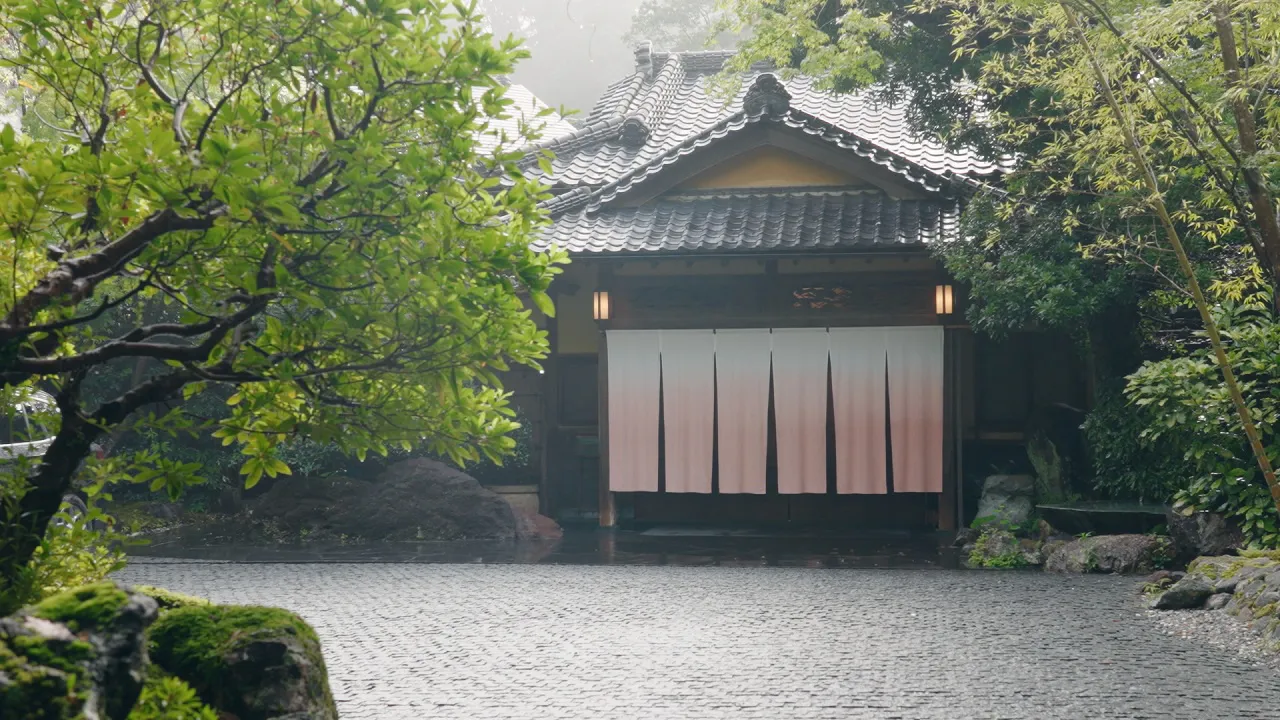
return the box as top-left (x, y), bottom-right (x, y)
top-left (624, 0), bottom-right (738, 52)
top-left (0, 0), bottom-right (565, 600)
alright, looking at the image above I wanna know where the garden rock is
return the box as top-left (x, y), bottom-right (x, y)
top-left (510, 504), bottom-right (563, 541)
top-left (975, 474), bottom-right (1036, 527)
top-left (251, 459), bottom-right (560, 542)
top-left (1043, 534), bottom-right (1170, 574)
top-left (1166, 509), bottom-right (1244, 564)
top-left (1205, 593), bottom-right (1231, 610)
top-left (0, 581), bottom-right (157, 720)
top-left (149, 604), bottom-right (337, 720)
top-left (1150, 575), bottom-right (1214, 610)
top-left (339, 459), bottom-right (518, 541)
top-left (964, 529), bottom-right (1042, 568)
top-left (952, 527), bottom-right (980, 548)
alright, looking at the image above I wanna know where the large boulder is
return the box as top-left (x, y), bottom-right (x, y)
top-left (251, 459), bottom-right (562, 542)
top-left (1166, 509), bottom-right (1244, 564)
top-left (250, 475), bottom-right (368, 534)
top-left (149, 605), bottom-right (337, 720)
top-left (1043, 534), bottom-right (1172, 574)
top-left (975, 474), bottom-right (1036, 527)
top-left (335, 459), bottom-right (519, 541)
top-left (1, 582), bottom-right (157, 720)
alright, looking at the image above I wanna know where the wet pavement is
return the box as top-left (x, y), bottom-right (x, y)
top-left (126, 525), bottom-right (955, 568)
top-left (116, 531), bottom-right (1280, 719)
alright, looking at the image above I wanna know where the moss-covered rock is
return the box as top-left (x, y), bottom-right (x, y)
top-left (1044, 534), bottom-right (1172, 574)
top-left (966, 528), bottom-right (1037, 568)
top-left (1, 582), bottom-right (158, 720)
top-left (31, 581), bottom-right (131, 632)
top-left (149, 605), bottom-right (337, 720)
top-left (132, 585), bottom-right (212, 612)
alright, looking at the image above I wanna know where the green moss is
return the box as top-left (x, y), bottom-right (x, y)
top-left (149, 605), bottom-right (333, 716)
top-left (1254, 602), bottom-right (1277, 619)
top-left (32, 581), bottom-right (129, 633)
top-left (1188, 557), bottom-right (1222, 579)
top-left (0, 636), bottom-right (82, 719)
top-left (1238, 548), bottom-right (1280, 561)
top-left (133, 585), bottom-right (211, 612)
top-left (8, 634), bottom-right (92, 675)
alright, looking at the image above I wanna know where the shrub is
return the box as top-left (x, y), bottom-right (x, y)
top-left (1126, 304), bottom-right (1280, 546)
top-left (1082, 383), bottom-right (1186, 503)
top-left (0, 501), bottom-right (125, 615)
top-left (128, 673), bottom-right (218, 720)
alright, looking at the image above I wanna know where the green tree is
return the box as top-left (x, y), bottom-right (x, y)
top-left (0, 0), bottom-right (565, 595)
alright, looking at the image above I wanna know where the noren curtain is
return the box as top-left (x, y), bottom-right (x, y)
top-left (606, 330), bottom-right (662, 492)
top-left (829, 328), bottom-right (888, 494)
top-left (713, 329), bottom-right (773, 494)
top-left (885, 326), bottom-right (944, 493)
top-left (770, 328), bottom-right (830, 494)
top-left (661, 330), bottom-right (716, 493)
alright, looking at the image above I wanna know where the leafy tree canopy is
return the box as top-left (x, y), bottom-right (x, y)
top-left (0, 0), bottom-right (565, 585)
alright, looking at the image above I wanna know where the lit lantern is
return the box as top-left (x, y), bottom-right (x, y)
top-left (934, 284), bottom-right (954, 316)
top-left (593, 290), bottom-right (610, 321)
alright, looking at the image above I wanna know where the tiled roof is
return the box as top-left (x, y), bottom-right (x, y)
top-left (535, 189), bottom-right (960, 255)
top-left (529, 48), bottom-right (1005, 190)
top-left (473, 83), bottom-right (576, 156)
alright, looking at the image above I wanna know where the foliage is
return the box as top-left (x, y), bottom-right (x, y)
top-left (2, 452), bottom-right (126, 613)
top-left (0, 0), bottom-right (566, 581)
top-left (129, 673), bottom-right (218, 720)
top-left (1127, 305), bottom-right (1280, 546)
top-left (1082, 383), bottom-right (1186, 503)
top-left (966, 526), bottom-right (1029, 568)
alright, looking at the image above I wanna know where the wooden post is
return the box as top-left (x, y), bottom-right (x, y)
top-left (540, 304), bottom-right (559, 518)
top-left (939, 327), bottom-right (958, 531)
top-left (598, 327), bottom-right (616, 528)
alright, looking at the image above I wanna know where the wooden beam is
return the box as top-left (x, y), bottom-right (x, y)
top-left (597, 328), bottom-right (616, 528)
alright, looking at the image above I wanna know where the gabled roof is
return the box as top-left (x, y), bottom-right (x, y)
top-left (533, 46), bottom-right (1002, 256)
top-left (527, 46), bottom-right (1005, 193)
top-left (537, 188), bottom-right (959, 255)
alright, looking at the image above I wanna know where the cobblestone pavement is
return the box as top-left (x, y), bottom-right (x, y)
top-left (117, 562), bottom-right (1280, 719)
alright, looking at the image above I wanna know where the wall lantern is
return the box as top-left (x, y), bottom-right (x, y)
top-left (593, 291), bottom-right (611, 321)
top-left (934, 284), bottom-right (954, 316)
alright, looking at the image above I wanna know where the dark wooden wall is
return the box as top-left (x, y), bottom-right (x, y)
top-left (604, 267), bottom-right (942, 330)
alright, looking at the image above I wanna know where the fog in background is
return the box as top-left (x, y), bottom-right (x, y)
top-left (480, 0), bottom-right (729, 118)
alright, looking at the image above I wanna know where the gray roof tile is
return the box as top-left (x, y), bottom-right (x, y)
top-left (533, 51), bottom-right (1005, 189)
top-left (535, 189), bottom-right (959, 255)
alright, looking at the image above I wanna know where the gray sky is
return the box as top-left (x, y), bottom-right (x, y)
top-left (481, 0), bottom-right (648, 118)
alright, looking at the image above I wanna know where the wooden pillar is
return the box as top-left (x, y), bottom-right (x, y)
top-left (540, 305), bottom-right (559, 518)
top-left (597, 261), bottom-right (616, 528)
top-left (597, 327), bottom-right (615, 528)
top-left (939, 327), bottom-right (958, 531)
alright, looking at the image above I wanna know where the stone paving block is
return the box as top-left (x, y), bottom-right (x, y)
top-left (115, 563), bottom-right (1280, 719)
